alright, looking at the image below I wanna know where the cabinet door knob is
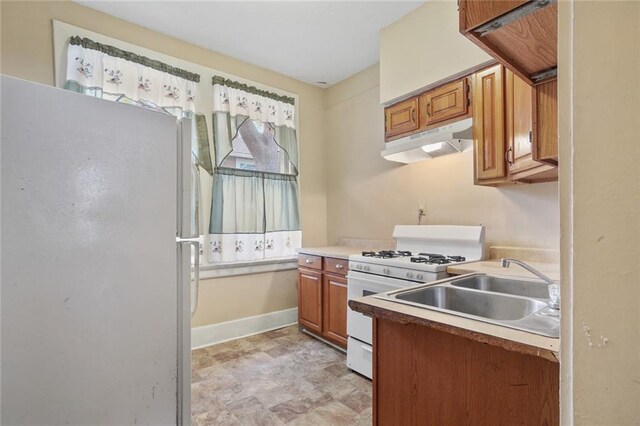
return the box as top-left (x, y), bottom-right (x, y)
top-left (336, 264), bottom-right (344, 269)
top-left (305, 259), bottom-right (313, 264)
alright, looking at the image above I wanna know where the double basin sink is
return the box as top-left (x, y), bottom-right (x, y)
top-left (376, 273), bottom-right (559, 338)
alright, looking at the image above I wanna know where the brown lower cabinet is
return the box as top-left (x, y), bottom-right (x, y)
top-left (373, 318), bottom-right (559, 425)
top-left (297, 254), bottom-right (348, 348)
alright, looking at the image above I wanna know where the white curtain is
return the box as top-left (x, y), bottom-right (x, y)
top-left (209, 77), bottom-right (301, 263)
top-left (64, 36), bottom-right (199, 116)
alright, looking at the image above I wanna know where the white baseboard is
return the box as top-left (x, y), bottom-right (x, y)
top-left (191, 308), bottom-right (298, 350)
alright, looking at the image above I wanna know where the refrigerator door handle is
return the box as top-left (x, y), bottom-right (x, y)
top-left (177, 238), bottom-right (200, 317)
top-left (192, 161), bottom-right (202, 237)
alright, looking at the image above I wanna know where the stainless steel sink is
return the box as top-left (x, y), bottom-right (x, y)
top-left (449, 275), bottom-right (550, 299)
top-left (396, 286), bottom-right (547, 321)
top-left (376, 273), bottom-right (560, 338)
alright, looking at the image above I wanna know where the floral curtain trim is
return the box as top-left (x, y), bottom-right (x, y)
top-left (212, 77), bottom-right (296, 129)
top-left (208, 231), bottom-right (301, 262)
top-left (70, 36), bottom-right (200, 82)
top-left (212, 76), bottom-right (293, 104)
top-left (66, 37), bottom-right (199, 114)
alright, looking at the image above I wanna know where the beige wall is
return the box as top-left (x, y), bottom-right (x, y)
top-left (0, 1), bottom-right (327, 327)
top-left (325, 64), bottom-right (560, 250)
top-left (559, 1), bottom-right (640, 424)
top-left (191, 271), bottom-right (297, 327)
top-left (379, 0), bottom-right (492, 104)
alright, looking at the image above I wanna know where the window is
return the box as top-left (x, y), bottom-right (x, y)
top-left (208, 77), bottom-right (301, 263)
top-left (220, 119), bottom-right (295, 175)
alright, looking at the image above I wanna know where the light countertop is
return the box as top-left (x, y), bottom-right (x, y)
top-left (447, 260), bottom-right (560, 281)
top-left (298, 246), bottom-right (364, 260)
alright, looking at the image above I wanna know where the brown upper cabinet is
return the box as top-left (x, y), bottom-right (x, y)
top-left (419, 78), bottom-right (470, 128)
top-left (473, 64), bottom-right (557, 186)
top-left (459, 0), bottom-right (557, 85)
top-left (384, 98), bottom-right (419, 140)
top-left (384, 77), bottom-right (471, 142)
top-left (473, 64), bottom-right (507, 183)
top-left (505, 70), bottom-right (557, 182)
top-left (533, 78), bottom-right (558, 164)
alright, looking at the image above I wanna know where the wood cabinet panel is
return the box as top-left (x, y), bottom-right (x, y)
top-left (473, 64), bottom-right (507, 182)
top-left (506, 69), bottom-right (537, 174)
top-left (459, 0), bottom-right (528, 31)
top-left (384, 97), bottom-right (419, 141)
top-left (481, 4), bottom-right (557, 77)
top-left (373, 318), bottom-right (559, 425)
top-left (533, 78), bottom-right (558, 164)
top-left (419, 78), bottom-right (469, 128)
top-left (297, 254), bottom-right (322, 270)
top-left (460, 0), bottom-right (557, 85)
top-left (297, 268), bottom-right (322, 334)
top-left (506, 71), bottom-right (558, 182)
top-left (297, 255), bottom-right (349, 349)
top-left (323, 257), bottom-right (348, 276)
top-left (323, 274), bottom-right (348, 348)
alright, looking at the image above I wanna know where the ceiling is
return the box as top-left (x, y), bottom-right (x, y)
top-left (75, 1), bottom-right (424, 87)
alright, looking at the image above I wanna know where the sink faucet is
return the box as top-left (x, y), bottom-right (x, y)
top-left (501, 258), bottom-right (560, 310)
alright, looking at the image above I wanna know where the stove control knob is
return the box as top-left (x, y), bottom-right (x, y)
top-left (417, 274), bottom-right (424, 280)
top-left (406, 272), bottom-right (414, 279)
top-left (364, 266), bottom-right (370, 272)
top-left (383, 268), bottom-right (390, 274)
top-left (356, 264), bottom-right (362, 270)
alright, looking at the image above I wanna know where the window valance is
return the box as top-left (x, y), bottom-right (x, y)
top-left (212, 76), bottom-right (296, 129)
top-left (65, 35), bottom-right (199, 114)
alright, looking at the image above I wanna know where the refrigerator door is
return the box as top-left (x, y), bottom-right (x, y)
top-left (1, 76), bottom-right (181, 425)
top-left (175, 118), bottom-right (197, 426)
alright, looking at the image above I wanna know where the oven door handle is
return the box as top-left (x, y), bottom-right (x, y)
top-left (347, 270), bottom-right (411, 290)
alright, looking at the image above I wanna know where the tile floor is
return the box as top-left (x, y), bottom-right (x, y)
top-left (191, 325), bottom-right (372, 425)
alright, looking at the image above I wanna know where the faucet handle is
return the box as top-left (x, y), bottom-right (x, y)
top-left (548, 283), bottom-right (560, 310)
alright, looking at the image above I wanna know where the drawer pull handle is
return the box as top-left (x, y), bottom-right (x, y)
top-left (336, 264), bottom-right (344, 269)
top-left (305, 259), bottom-right (313, 264)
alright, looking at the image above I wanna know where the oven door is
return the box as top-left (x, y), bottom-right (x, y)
top-left (347, 270), bottom-right (412, 345)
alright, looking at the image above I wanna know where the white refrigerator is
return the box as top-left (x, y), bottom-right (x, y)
top-left (1, 75), bottom-right (197, 425)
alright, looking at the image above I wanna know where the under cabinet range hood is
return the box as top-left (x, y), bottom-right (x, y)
top-left (382, 118), bottom-right (473, 164)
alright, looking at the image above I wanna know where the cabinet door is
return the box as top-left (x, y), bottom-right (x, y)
top-left (323, 273), bottom-right (348, 348)
top-left (533, 78), bottom-right (558, 164)
top-left (420, 78), bottom-right (469, 128)
top-left (297, 268), bottom-right (322, 334)
top-left (385, 97), bottom-right (419, 141)
top-left (506, 70), bottom-right (539, 175)
top-left (473, 64), bottom-right (507, 182)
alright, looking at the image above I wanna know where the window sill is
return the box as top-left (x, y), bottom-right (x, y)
top-left (199, 256), bottom-right (298, 279)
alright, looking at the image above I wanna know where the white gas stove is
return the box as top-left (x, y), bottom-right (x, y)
top-left (346, 225), bottom-right (485, 379)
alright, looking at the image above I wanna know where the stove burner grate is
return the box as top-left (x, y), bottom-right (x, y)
top-left (361, 250), bottom-right (413, 258)
top-left (410, 254), bottom-right (467, 264)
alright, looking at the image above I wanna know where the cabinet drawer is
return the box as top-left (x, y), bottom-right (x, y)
top-left (323, 257), bottom-right (348, 276)
top-left (420, 78), bottom-right (469, 128)
top-left (298, 254), bottom-right (322, 270)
